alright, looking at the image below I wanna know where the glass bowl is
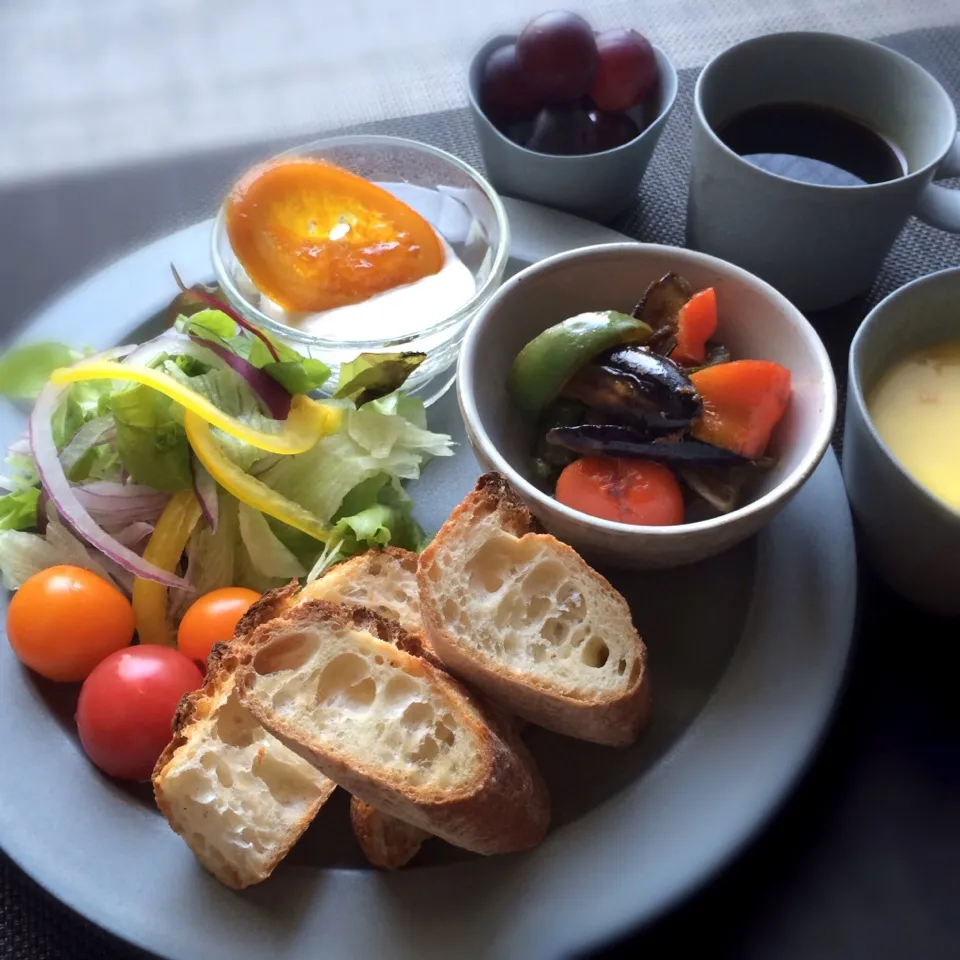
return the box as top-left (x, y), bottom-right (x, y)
top-left (211, 135), bottom-right (511, 406)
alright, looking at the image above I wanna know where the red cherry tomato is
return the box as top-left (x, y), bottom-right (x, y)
top-left (7, 565), bottom-right (134, 682)
top-left (76, 646), bottom-right (203, 782)
top-left (177, 587), bottom-right (261, 665)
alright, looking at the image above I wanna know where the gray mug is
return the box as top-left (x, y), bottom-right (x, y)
top-left (687, 32), bottom-right (960, 311)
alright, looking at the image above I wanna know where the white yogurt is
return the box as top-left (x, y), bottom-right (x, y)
top-left (238, 233), bottom-right (476, 343)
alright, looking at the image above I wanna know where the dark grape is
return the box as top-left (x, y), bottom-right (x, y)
top-left (589, 28), bottom-right (658, 112)
top-left (502, 119), bottom-right (535, 147)
top-left (591, 109), bottom-right (642, 151)
top-left (527, 105), bottom-right (598, 155)
top-left (479, 43), bottom-right (542, 124)
top-left (517, 11), bottom-right (598, 104)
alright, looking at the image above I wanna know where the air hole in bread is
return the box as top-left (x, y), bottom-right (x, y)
top-left (442, 598), bottom-right (459, 622)
top-left (530, 643), bottom-right (547, 663)
top-left (527, 595), bottom-right (551, 620)
top-left (254, 751), bottom-right (319, 807)
top-left (374, 655), bottom-right (385, 665)
top-left (617, 658), bottom-right (627, 675)
top-left (315, 653), bottom-right (377, 711)
top-left (383, 674), bottom-right (422, 713)
top-left (630, 660), bottom-right (641, 684)
top-left (240, 827), bottom-right (257, 846)
top-left (540, 617), bottom-right (568, 645)
top-left (215, 692), bottom-right (257, 749)
top-left (520, 562), bottom-right (564, 599)
top-left (409, 736), bottom-right (439, 763)
top-left (215, 762), bottom-right (234, 788)
top-left (254, 632), bottom-right (314, 675)
top-left (581, 636), bottom-right (610, 668)
top-left (434, 719), bottom-right (456, 746)
top-left (401, 701), bottom-right (435, 728)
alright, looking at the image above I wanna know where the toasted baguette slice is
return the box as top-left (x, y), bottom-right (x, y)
top-left (418, 472), bottom-right (650, 748)
top-left (236, 601), bottom-right (549, 855)
top-left (240, 574), bottom-right (444, 870)
top-left (350, 797), bottom-right (429, 869)
top-left (298, 547), bottom-right (437, 661)
top-left (153, 639), bottom-right (336, 889)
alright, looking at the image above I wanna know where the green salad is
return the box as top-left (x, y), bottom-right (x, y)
top-left (0, 279), bottom-right (452, 635)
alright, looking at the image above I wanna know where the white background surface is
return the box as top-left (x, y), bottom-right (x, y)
top-left (1, 0), bottom-right (957, 184)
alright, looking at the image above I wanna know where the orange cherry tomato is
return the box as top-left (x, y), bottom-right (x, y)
top-left (177, 587), bottom-right (261, 665)
top-left (6, 565), bottom-right (135, 682)
top-left (556, 457), bottom-right (685, 526)
top-left (225, 159), bottom-right (445, 313)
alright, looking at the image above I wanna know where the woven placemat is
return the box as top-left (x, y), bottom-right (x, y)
top-left (2, 25), bottom-right (959, 960)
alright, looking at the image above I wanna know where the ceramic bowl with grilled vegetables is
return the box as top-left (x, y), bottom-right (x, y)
top-left (458, 243), bottom-right (837, 569)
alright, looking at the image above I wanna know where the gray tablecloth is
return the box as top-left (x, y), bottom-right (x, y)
top-left (1, 25), bottom-right (959, 960)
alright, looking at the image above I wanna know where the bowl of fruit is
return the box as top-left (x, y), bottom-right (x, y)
top-left (468, 11), bottom-right (678, 221)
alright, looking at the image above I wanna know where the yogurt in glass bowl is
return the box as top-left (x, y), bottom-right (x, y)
top-left (211, 135), bottom-right (511, 405)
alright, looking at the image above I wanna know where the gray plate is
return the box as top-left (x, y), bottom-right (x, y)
top-left (0, 199), bottom-right (857, 960)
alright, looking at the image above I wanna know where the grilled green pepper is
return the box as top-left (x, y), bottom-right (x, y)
top-left (507, 311), bottom-right (652, 416)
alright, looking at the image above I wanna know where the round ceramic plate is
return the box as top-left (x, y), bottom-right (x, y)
top-left (0, 198), bottom-right (857, 960)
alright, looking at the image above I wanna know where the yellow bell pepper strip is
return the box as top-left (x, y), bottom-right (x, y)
top-left (132, 490), bottom-right (202, 647)
top-left (184, 410), bottom-right (329, 542)
top-left (49, 361), bottom-right (341, 455)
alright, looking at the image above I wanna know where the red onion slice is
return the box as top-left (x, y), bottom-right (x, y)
top-left (111, 522), bottom-right (155, 550)
top-left (188, 333), bottom-right (292, 418)
top-left (73, 482), bottom-right (170, 529)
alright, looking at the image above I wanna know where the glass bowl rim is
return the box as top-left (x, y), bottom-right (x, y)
top-left (210, 134), bottom-right (512, 350)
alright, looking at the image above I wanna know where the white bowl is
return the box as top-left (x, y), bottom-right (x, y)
top-left (457, 243), bottom-right (837, 569)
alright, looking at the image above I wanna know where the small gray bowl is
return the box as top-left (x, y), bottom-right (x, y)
top-left (467, 35), bottom-right (678, 222)
top-left (458, 242), bottom-right (836, 570)
top-left (843, 267), bottom-right (960, 617)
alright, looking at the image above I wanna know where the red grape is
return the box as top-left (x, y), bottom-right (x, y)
top-left (517, 11), bottom-right (598, 104)
top-left (502, 119), bottom-right (535, 146)
top-left (480, 43), bottom-right (542, 123)
top-left (591, 110), bottom-right (642, 151)
top-left (527, 105), bottom-right (597, 155)
top-left (589, 29), bottom-right (659, 112)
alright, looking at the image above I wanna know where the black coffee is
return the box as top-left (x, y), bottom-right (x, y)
top-left (716, 102), bottom-right (906, 187)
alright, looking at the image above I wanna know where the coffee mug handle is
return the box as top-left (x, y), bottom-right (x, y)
top-left (916, 134), bottom-right (960, 232)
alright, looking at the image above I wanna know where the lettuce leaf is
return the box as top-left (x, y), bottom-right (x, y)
top-left (0, 505), bottom-right (117, 590)
top-left (334, 352), bottom-right (426, 406)
top-left (237, 501), bottom-right (305, 578)
top-left (0, 342), bottom-right (80, 400)
top-left (110, 384), bottom-right (193, 492)
top-left (0, 487), bottom-right (39, 531)
top-left (178, 309), bottom-right (331, 395)
top-left (260, 396), bottom-right (452, 525)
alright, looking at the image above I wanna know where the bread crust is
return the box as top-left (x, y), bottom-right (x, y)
top-left (236, 600), bottom-right (550, 855)
top-left (349, 797), bottom-right (429, 869)
top-left (418, 472), bottom-right (651, 748)
top-left (152, 583), bottom-right (335, 889)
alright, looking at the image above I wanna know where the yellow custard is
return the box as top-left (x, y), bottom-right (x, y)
top-left (868, 340), bottom-right (960, 512)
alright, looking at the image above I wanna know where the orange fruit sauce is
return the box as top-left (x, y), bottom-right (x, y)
top-left (225, 159), bottom-right (445, 314)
